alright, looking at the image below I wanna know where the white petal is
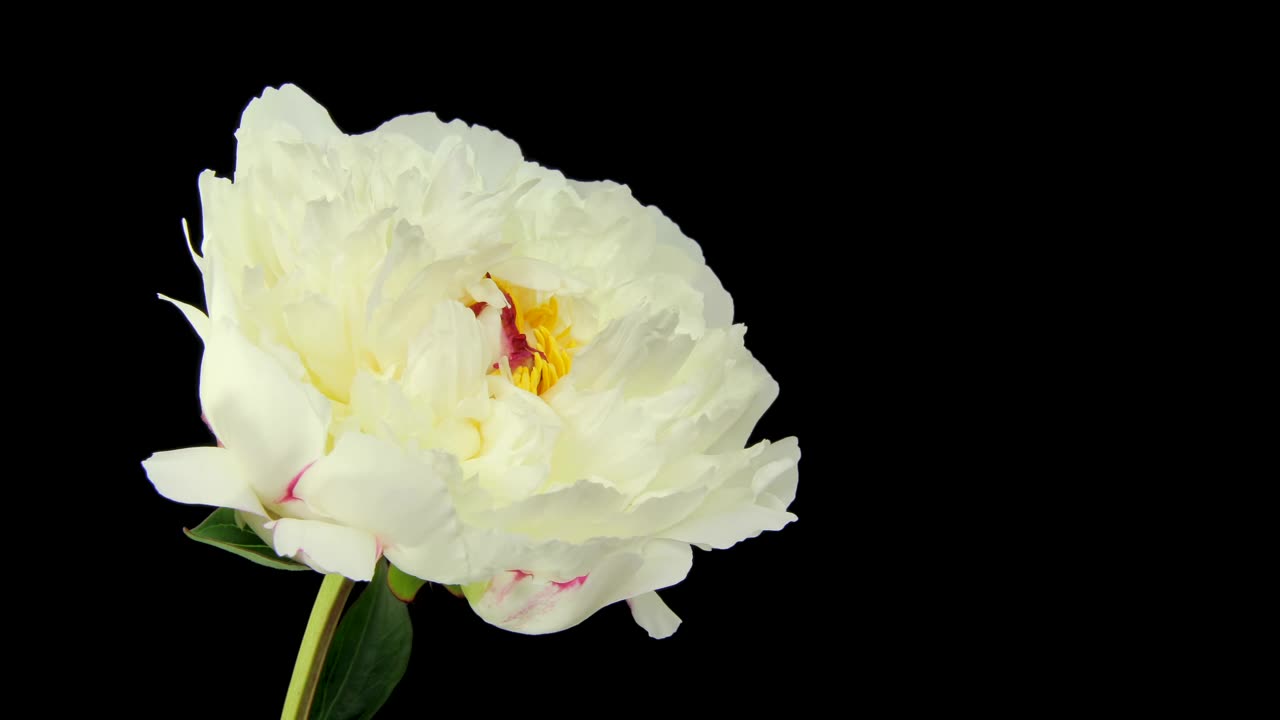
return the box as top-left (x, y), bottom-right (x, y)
top-left (374, 112), bottom-right (524, 189)
top-left (158, 293), bottom-right (209, 343)
top-left (467, 479), bottom-right (628, 543)
top-left (237, 84), bottom-right (341, 146)
top-left (461, 381), bottom-right (561, 504)
top-left (403, 301), bottom-right (489, 419)
top-left (384, 537), bottom-right (469, 587)
top-left (195, 202), bottom-right (240, 326)
top-left (487, 256), bottom-right (584, 293)
top-left (705, 359), bottom-right (778, 455)
top-left (650, 206), bottom-right (733, 328)
top-left (662, 439), bottom-right (800, 549)
top-left (295, 432), bottom-right (463, 549)
top-left (200, 321), bottom-right (329, 502)
top-left (464, 539), bottom-right (691, 636)
top-left (181, 218), bottom-right (205, 272)
top-left (465, 276), bottom-right (508, 309)
top-left (268, 518), bottom-right (378, 581)
top-left (235, 510), bottom-right (274, 545)
top-left (628, 591), bottom-right (682, 639)
top-left (142, 446), bottom-right (265, 517)
top-left (283, 296), bottom-right (355, 402)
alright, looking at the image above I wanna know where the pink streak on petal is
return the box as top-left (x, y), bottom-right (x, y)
top-left (278, 460), bottom-right (317, 504)
top-left (552, 574), bottom-right (588, 591)
top-left (493, 570), bottom-right (533, 604)
top-left (501, 585), bottom-right (561, 625)
top-left (375, 539), bottom-right (384, 559)
top-left (200, 413), bottom-right (225, 448)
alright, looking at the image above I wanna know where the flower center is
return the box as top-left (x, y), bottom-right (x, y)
top-left (474, 276), bottom-right (575, 396)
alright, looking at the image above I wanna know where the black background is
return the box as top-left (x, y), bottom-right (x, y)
top-left (66, 70), bottom-right (865, 716)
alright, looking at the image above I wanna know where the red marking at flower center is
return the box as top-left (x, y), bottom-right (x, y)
top-left (511, 569), bottom-right (532, 581)
top-left (469, 301), bottom-right (488, 317)
top-left (497, 294), bottom-right (538, 369)
top-left (552, 575), bottom-right (588, 591)
top-left (278, 461), bottom-right (316, 504)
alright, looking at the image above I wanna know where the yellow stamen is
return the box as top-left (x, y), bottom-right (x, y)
top-left (489, 276), bottom-right (574, 396)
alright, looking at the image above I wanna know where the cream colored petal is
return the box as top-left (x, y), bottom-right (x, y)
top-left (283, 296), bottom-right (355, 403)
top-left (705, 358), bottom-right (779, 455)
top-left (236, 84), bottom-right (341, 147)
top-left (199, 321), bottom-right (329, 502)
top-left (464, 540), bottom-right (691, 636)
top-left (373, 112), bottom-right (524, 190)
top-left (649, 206), bottom-right (733, 328)
top-left (403, 300), bottom-right (489, 420)
top-left (268, 518), bottom-right (378, 581)
top-left (142, 446), bottom-right (266, 518)
top-left (628, 591), bottom-right (681, 639)
top-left (158, 293), bottom-right (209, 343)
top-left (662, 438), bottom-right (800, 549)
top-left (295, 432), bottom-right (463, 551)
top-left (181, 218), bottom-right (205, 273)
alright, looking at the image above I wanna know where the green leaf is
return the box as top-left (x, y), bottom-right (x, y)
top-left (312, 559), bottom-right (412, 720)
top-left (386, 564), bottom-right (427, 602)
top-left (183, 508), bottom-right (309, 572)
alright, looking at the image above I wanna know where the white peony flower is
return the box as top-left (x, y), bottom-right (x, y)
top-left (143, 84), bottom-right (800, 639)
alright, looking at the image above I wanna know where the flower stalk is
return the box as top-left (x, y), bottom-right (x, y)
top-left (281, 573), bottom-right (355, 720)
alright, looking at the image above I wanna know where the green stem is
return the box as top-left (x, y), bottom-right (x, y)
top-left (281, 573), bottom-right (355, 720)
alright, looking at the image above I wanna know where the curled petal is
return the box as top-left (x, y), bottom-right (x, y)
top-left (142, 446), bottom-right (266, 518)
top-left (628, 591), bottom-right (682, 639)
top-left (662, 438), bottom-right (800, 550)
top-left (296, 432), bottom-right (464, 552)
top-left (463, 540), bottom-right (691, 636)
top-left (268, 518), bottom-right (378, 581)
top-left (199, 321), bottom-right (329, 502)
top-left (157, 293), bottom-right (209, 343)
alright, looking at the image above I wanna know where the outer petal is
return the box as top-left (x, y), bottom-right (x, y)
top-left (463, 540), bottom-right (692, 636)
top-left (181, 218), bottom-right (205, 273)
top-left (705, 358), bottom-right (779, 455)
top-left (158, 294), bottom-right (209, 342)
top-left (236, 84), bottom-right (341, 151)
top-left (268, 518), bottom-right (378, 581)
top-left (373, 112), bottom-right (524, 190)
top-left (199, 321), bottom-right (329, 502)
top-left (628, 591), bottom-right (682, 639)
top-left (662, 438), bottom-right (800, 549)
top-left (649, 206), bottom-right (733, 329)
top-left (142, 446), bottom-right (266, 518)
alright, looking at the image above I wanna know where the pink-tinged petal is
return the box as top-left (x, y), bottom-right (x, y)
top-left (552, 575), bottom-right (587, 590)
top-left (143, 446), bottom-right (266, 518)
top-left (464, 540), bottom-right (692, 636)
top-left (295, 432), bottom-right (463, 552)
top-left (199, 413), bottom-right (225, 448)
top-left (199, 321), bottom-right (329, 502)
top-left (267, 518), bottom-right (378, 581)
top-left (277, 461), bottom-right (316, 504)
top-left (628, 591), bottom-right (682, 639)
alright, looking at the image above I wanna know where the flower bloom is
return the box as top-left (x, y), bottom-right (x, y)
top-left (144, 85), bottom-right (800, 638)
